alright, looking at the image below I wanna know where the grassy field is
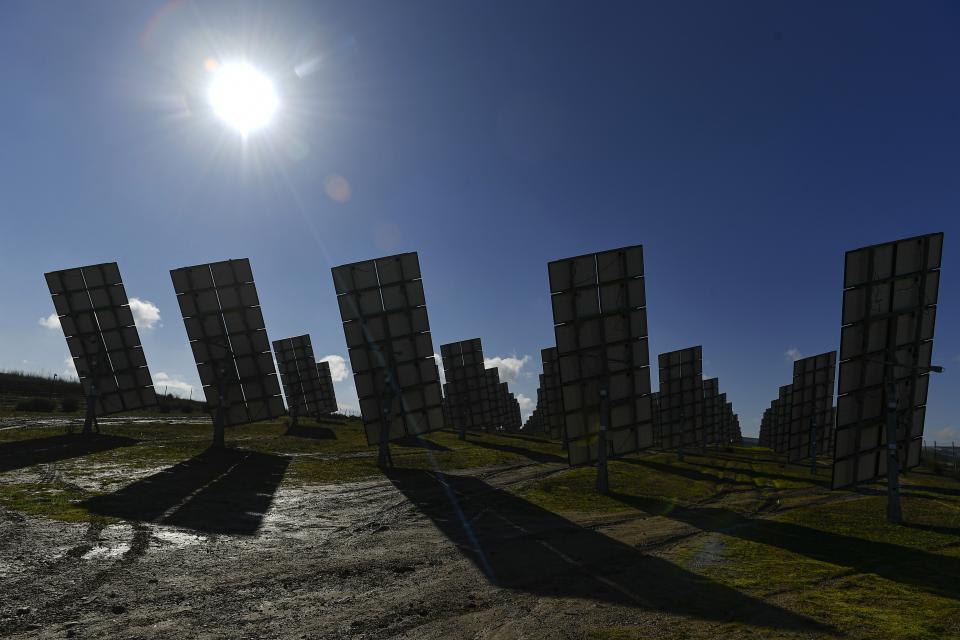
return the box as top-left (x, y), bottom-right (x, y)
top-left (1, 416), bottom-right (958, 639)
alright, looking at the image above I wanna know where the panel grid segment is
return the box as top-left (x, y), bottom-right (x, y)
top-left (548, 245), bottom-right (654, 466)
top-left (171, 258), bottom-right (284, 426)
top-left (272, 334), bottom-right (325, 416)
top-left (45, 262), bottom-right (157, 415)
top-left (832, 233), bottom-right (943, 489)
top-left (787, 351), bottom-right (836, 462)
top-left (331, 252), bottom-right (443, 445)
top-left (657, 346), bottom-right (704, 450)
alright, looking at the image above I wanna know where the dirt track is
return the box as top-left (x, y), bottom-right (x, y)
top-left (0, 455), bottom-right (838, 640)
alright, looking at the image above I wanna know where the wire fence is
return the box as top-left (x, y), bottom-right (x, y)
top-left (920, 440), bottom-right (960, 475)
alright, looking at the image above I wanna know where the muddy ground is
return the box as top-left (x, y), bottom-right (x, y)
top-left (0, 447), bottom-right (840, 640)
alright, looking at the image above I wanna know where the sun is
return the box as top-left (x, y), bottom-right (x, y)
top-left (207, 62), bottom-right (279, 136)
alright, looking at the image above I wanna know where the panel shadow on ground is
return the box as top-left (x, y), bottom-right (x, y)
top-left (387, 468), bottom-right (832, 633)
top-left (285, 425), bottom-right (337, 440)
top-left (0, 434), bottom-right (138, 474)
top-left (84, 448), bottom-right (290, 535)
top-left (610, 492), bottom-right (960, 601)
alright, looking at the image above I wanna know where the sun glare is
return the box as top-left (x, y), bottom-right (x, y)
top-left (207, 62), bottom-right (279, 136)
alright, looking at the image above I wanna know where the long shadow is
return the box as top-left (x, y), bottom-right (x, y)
top-left (467, 439), bottom-right (566, 464)
top-left (393, 435), bottom-right (451, 452)
top-left (84, 448), bottom-right (290, 535)
top-left (902, 483), bottom-right (960, 498)
top-left (686, 459), bottom-right (831, 488)
top-left (387, 468), bottom-right (831, 633)
top-left (495, 432), bottom-right (556, 445)
top-left (0, 434), bottom-right (138, 473)
top-left (620, 457), bottom-right (759, 489)
top-left (609, 492), bottom-right (960, 600)
top-left (285, 425), bottom-right (337, 440)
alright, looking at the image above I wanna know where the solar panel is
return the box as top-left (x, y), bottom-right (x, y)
top-left (315, 360), bottom-right (338, 415)
top-left (786, 351), bottom-right (836, 463)
top-left (540, 347), bottom-right (565, 441)
top-left (272, 334), bottom-right (327, 420)
top-left (485, 368), bottom-right (505, 429)
top-left (331, 252), bottom-right (443, 449)
top-left (44, 262), bottom-right (157, 426)
top-left (548, 245), bottom-right (654, 467)
top-left (702, 378), bottom-right (722, 445)
top-left (441, 338), bottom-right (494, 435)
top-left (170, 259), bottom-right (284, 429)
top-left (776, 385), bottom-right (793, 453)
top-left (657, 346), bottom-right (704, 452)
top-left (832, 232), bottom-right (943, 490)
top-left (716, 392), bottom-right (729, 443)
top-left (759, 407), bottom-right (772, 448)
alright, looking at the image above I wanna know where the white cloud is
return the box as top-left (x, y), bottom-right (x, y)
top-left (484, 354), bottom-right (531, 383)
top-left (129, 297), bottom-right (161, 330)
top-left (320, 355), bottom-right (350, 382)
top-left (63, 357), bottom-right (78, 380)
top-left (785, 347), bottom-right (802, 362)
top-left (515, 393), bottom-right (535, 417)
top-left (153, 372), bottom-right (194, 398)
top-left (931, 425), bottom-right (959, 441)
top-left (39, 313), bottom-right (61, 330)
top-left (434, 353), bottom-right (446, 385)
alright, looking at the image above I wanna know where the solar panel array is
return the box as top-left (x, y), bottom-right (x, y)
top-left (315, 360), bottom-right (338, 415)
top-left (44, 262), bottom-right (157, 415)
top-left (273, 334), bottom-right (328, 417)
top-left (758, 407), bottom-right (772, 448)
top-left (702, 377), bottom-right (722, 445)
top-left (657, 346), bottom-right (704, 450)
top-left (171, 259), bottom-right (284, 426)
top-left (540, 347), bottom-right (565, 440)
top-left (548, 245), bottom-right (655, 466)
top-left (487, 368), bottom-right (507, 429)
top-left (441, 338), bottom-right (494, 432)
top-left (786, 351), bottom-right (836, 462)
top-left (776, 385), bottom-right (793, 453)
top-left (832, 233), bottom-right (943, 489)
top-left (331, 252), bottom-right (443, 445)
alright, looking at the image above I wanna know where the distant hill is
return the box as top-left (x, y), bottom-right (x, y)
top-left (0, 370), bottom-right (205, 414)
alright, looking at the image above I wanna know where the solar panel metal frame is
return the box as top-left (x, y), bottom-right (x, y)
top-left (45, 262), bottom-right (157, 415)
top-left (441, 338), bottom-right (493, 432)
top-left (702, 377), bottom-right (722, 445)
top-left (776, 385), bottom-right (793, 453)
top-left (315, 360), bottom-right (338, 415)
top-left (273, 334), bottom-right (326, 416)
top-left (657, 346), bottom-right (704, 450)
top-left (786, 351), bottom-right (836, 462)
top-left (332, 252), bottom-right (443, 446)
top-left (540, 347), bottom-right (565, 441)
top-left (171, 258), bottom-right (284, 427)
top-left (548, 245), bottom-right (654, 466)
top-left (832, 232), bottom-right (943, 490)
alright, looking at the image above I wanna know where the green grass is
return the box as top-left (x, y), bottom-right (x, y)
top-left (0, 417), bottom-right (569, 518)
top-left (517, 452), bottom-right (960, 640)
top-left (2, 418), bottom-right (959, 640)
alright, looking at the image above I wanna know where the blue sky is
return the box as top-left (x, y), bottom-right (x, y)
top-left (1, 1), bottom-right (958, 439)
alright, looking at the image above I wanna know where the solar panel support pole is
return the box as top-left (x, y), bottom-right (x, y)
top-left (379, 390), bottom-right (394, 468)
top-left (212, 371), bottom-right (227, 450)
top-left (596, 386), bottom-right (609, 495)
top-left (884, 379), bottom-right (902, 524)
top-left (83, 383), bottom-right (98, 436)
top-left (377, 366), bottom-right (398, 469)
top-left (288, 404), bottom-right (300, 432)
